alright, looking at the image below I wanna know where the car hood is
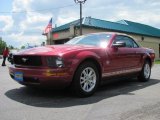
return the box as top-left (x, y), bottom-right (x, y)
top-left (16, 45), bottom-right (98, 56)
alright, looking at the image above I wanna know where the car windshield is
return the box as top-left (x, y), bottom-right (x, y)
top-left (65, 34), bottom-right (112, 47)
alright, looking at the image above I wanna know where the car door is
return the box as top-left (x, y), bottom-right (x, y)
top-left (103, 35), bottom-right (142, 77)
top-left (104, 35), bottom-right (127, 74)
top-left (122, 36), bottom-right (142, 69)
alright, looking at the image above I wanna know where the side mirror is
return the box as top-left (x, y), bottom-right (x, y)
top-left (112, 41), bottom-right (126, 47)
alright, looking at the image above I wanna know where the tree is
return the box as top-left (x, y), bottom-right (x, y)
top-left (8, 45), bottom-right (14, 49)
top-left (21, 46), bottom-right (25, 49)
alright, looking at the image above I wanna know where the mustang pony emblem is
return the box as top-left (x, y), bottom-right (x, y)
top-left (22, 58), bottom-right (28, 62)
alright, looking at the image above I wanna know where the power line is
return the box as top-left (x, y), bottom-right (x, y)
top-left (0, 4), bottom-right (76, 14)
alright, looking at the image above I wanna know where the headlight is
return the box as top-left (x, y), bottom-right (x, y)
top-left (46, 56), bottom-right (64, 68)
top-left (55, 57), bottom-right (64, 67)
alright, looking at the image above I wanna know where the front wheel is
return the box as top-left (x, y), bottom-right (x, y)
top-left (71, 61), bottom-right (100, 97)
top-left (138, 61), bottom-right (151, 82)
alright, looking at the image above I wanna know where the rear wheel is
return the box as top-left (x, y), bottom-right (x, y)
top-left (138, 60), bottom-right (151, 82)
top-left (71, 61), bottom-right (99, 97)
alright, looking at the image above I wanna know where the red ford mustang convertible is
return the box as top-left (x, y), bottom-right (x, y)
top-left (9, 32), bottom-right (155, 97)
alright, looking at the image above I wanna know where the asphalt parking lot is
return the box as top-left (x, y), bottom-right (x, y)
top-left (0, 59), bottom-right (160, 120)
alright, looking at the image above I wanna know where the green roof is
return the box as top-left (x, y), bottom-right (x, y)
top-left (53, 19), bottom-right (80, 32)
top-left (52, 17), bottom-right (160, 38)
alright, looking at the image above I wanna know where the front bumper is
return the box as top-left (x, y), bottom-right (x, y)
top-left (9, 65), bottom-right (73, 88)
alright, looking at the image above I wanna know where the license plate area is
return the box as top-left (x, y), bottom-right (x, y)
top-left (14, 72), bottom-right (23, 82)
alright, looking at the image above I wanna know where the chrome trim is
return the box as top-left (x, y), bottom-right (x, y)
top-left (102, 68), bottom-right (142, 77)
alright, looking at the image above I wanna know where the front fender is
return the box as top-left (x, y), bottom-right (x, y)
top-left (68, 51), bottom-right (103, 81)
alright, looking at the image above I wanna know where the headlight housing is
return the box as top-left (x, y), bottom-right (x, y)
top-left (46, 56), bottom-right (64, 68)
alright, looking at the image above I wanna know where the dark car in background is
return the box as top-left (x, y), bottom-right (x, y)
top-left (8, 32), bottom-right (155, 97)
top-left (8, 49), bottom-right (18, 64)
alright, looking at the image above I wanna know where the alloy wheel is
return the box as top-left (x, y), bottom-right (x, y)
top-left (80, 67), bottom-right (97, 92)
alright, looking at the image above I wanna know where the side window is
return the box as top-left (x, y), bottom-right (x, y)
top-left (113, 35), bottom-right (139, 48)
top-left (132, 40), bottom-right (139, 48)
top-left (113, 35), bottom-right (128, 47)
top-left (123, 37), bottom-right (134, 48)
top-left (124, 36), bottom-right (139, 48)
top-left (113, 35), bottom-right (124, 44)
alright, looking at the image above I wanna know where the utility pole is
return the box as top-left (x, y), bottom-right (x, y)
top-left (74, 0), bottom-right (87, 35)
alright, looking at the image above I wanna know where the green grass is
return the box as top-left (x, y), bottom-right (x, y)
top-left (155, 60), bottom-right (160, 64)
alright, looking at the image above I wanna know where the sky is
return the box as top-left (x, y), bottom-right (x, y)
top-left (0, 0), bottom-right (160, 48)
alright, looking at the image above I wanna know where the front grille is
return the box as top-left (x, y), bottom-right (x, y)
top-left (13, 55), bottom-right (42, 66)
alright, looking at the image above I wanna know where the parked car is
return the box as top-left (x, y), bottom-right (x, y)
top-left (8, 32), bottom-right (155, 97)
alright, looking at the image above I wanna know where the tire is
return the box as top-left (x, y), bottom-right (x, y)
top-left (138, 60), bottom-right (151, 82)
top-left (71, 61), bottom-right (100, 97)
